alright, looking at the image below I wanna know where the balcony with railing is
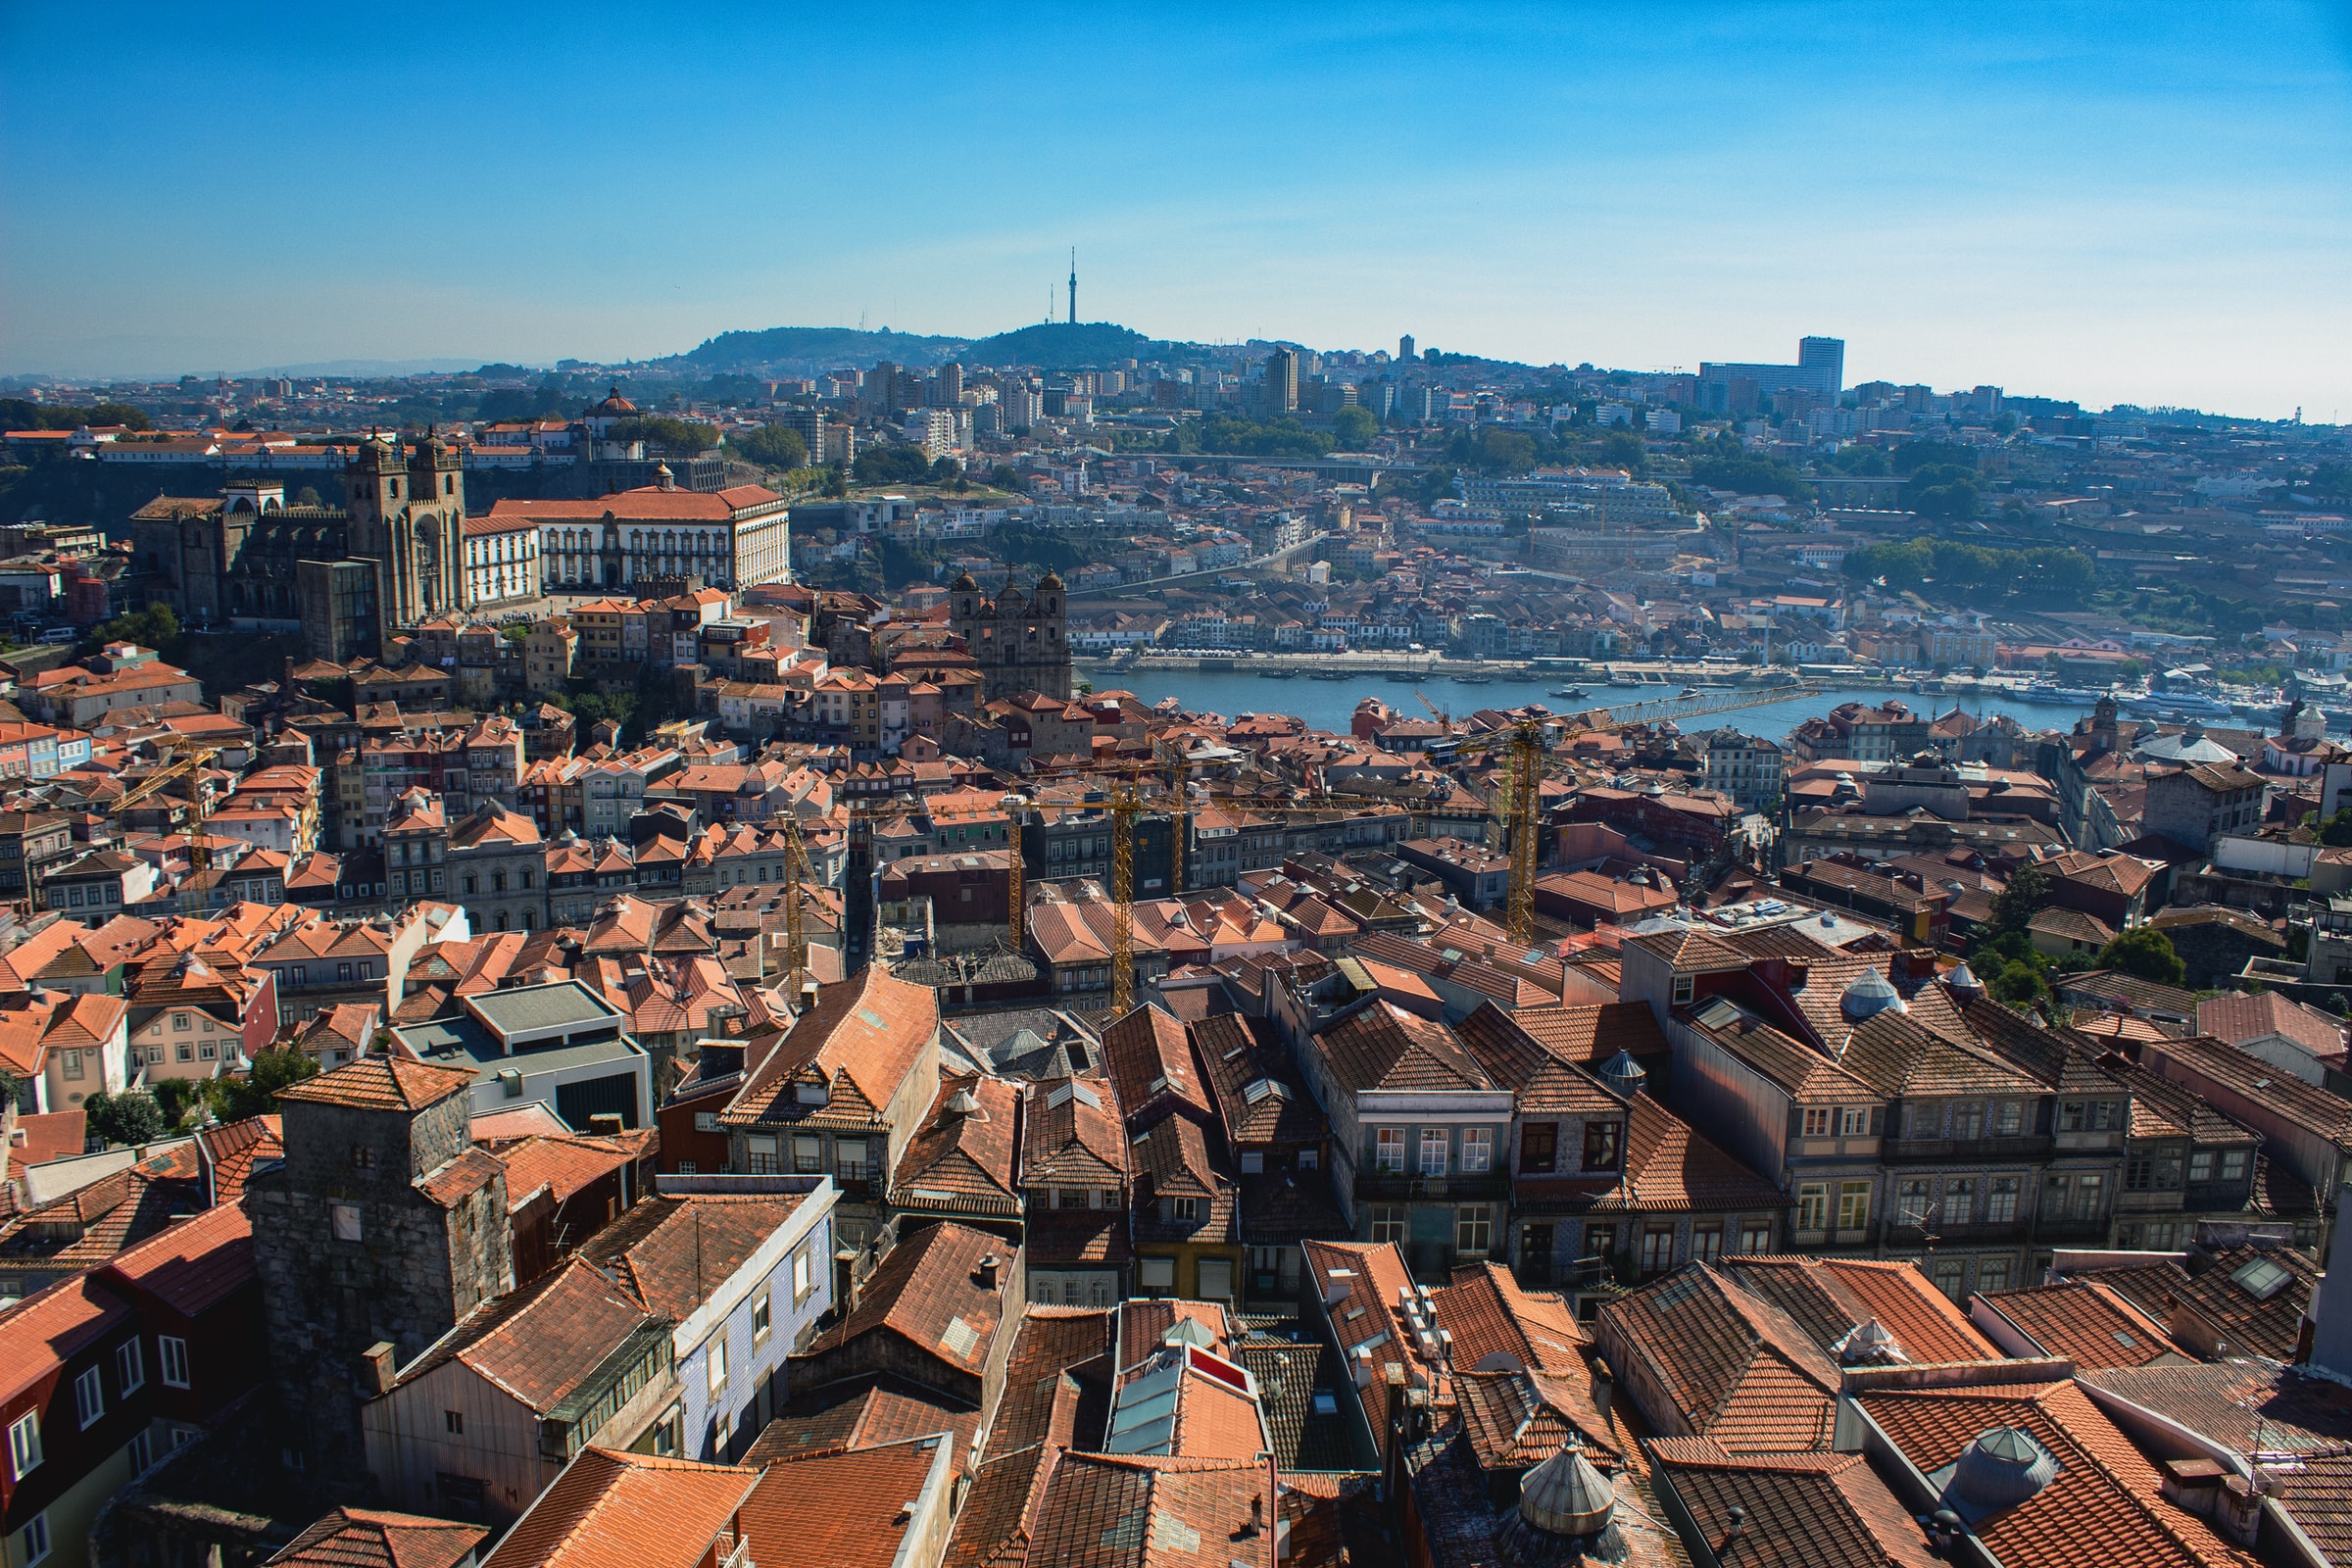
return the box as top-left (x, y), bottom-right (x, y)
top-left (1352, 1168), bottom-right (1512, 1202)
top-left (1881, 1135), bottom-right (2053, 1166)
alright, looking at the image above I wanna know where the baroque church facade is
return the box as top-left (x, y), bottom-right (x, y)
top-left (950, 568), bottom-right (1074, 702)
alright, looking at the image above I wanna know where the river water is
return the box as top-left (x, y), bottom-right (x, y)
top-left (1079, 666), bottom-right (2119, 744)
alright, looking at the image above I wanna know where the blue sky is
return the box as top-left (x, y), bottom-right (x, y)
top-left (4, 4), bottom-right (2348, 416)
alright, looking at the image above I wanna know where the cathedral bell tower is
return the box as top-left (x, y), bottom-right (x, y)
top-left (344, 430), bottom-right (468, 641)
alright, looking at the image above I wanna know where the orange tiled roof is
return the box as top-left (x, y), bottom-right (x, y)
top-left (277, 1054), bottom-right (474, 1110)
top-left (482, 1447), bottom-right (756, 1568)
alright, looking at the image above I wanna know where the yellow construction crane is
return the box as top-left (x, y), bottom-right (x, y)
top-left (779, 813), bottom-right (815, 998)
top-left (1443, 718), bottom-right (1550, 944)
top-left (110, 745), bottom-right (224, 870)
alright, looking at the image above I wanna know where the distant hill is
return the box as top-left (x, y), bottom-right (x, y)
top-left (682, 325), bottom-right (969, 370)
top-left (964, 320), bottom-right (1175, 368)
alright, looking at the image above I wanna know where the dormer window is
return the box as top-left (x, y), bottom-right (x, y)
top-left (796, 1081), bottom-right (828, 1105)
top-left (1671, 976), bottom-right (1693, 1004)
top-left (1584, 1121), bottom-right (1622, 1171)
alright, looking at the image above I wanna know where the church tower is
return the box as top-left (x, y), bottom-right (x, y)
top-left (947, 570), bottom-right (1069, 702)
top-left (344, 431), bottom-right (467, 641)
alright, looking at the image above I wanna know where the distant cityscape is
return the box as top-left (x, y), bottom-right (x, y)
top-left (1, 306), bottom-right (2350, 1568)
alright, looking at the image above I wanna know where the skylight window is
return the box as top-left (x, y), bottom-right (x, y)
top-left (2231, 1255), bottom-right (2295, 1302)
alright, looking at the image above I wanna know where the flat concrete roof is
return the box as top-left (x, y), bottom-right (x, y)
top-left (464, 980), bottom-right (624, 1046)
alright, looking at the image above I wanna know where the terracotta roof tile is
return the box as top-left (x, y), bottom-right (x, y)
top-left (1854, 1377), bottom-right (2260, 1568)
top-left (482, 1447), bottom-right (756, 1568)
top-left (1644, 1440), bottom-right (1941, 1568)
top-left (265, 1508), bottom-right (487, 1568)
top-left (1429, 1260), bottom-right (1586, 1374)
top-left (738, 1435), bottom-right (952, 1568)
top-left (741, 1375), bottom-right (979, 1474)
top-left (805, 1220), bottom-right (1011, 1376)
top-left (278, 1054), bottom-right (474, 1111)
top-left (1019, 1450), bottom-right (1277, 1568)
top-left (1593, 1262), bottom-right (1839, 1453)
top-left (1975, 1279), bottom-right (2184, 1368)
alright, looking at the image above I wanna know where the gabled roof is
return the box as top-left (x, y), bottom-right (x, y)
top-left (394, 1256), bottom-right (657, 1415)
top-left (737, 1436), bottom-right (954, 1568)
top-left (721, 965), bottom-right (935, 1129)
top-left (1853, 1376), bottom-right (2259, 1568)
top-left (278, 1054), bottom-right (474, 1111)
top-left (1974, 1279), bottom-right (2183, 1369)
top-left (1312, 1000), bottom-right (1492, 1096)
top-left (742, 1374), bottom-right (979, 1474)
top-left (575, 1193), bottom-right (807, 1321)
top-left (892, 1071), bottom-right (1021, 1217)
top-left (1019, 1450), bottom-right (1277, 1568)
top-left (266, 1508), bottom-right (488, 1568)
top-left (804, 1220), bottom-right (1011, 1378)
top-left (1644, 1440), bottom-right (1942, 1568)
top-left (1100, 1004), bottom-right (1214, 1129)
top-left (1718, 1255), bottom-right (1996, 1366)
top-left (1020, 1076), bottom-right (1128, 1188)
top-left (1594, 1262), bottom-right (1840, 1453)
top-left (1430, 1260), bottom-right (1586, 1375)
top-left (481, 1447), bottom-right (757, 1568)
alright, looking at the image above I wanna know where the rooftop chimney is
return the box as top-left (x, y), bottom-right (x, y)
top-left (362, 1341), bottom-right (397, 1396)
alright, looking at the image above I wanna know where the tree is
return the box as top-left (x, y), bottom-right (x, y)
top-left (853, 444), bottom-right (935, 484)
top-left (2096, 926), bottom-right (2186, 986)
top-left (1331, 405), bottom-right (1378, 447)
top-left (91, 602), bottom-right (181, 654)
top-left (1990, 959), bottom-right (2048, 1006)
top-left (604, 415), bottom-right (718, 453)
top-left (1987, 865), bottom-right (2049, 936)
top-left (83, 1089), bottom-right (163, 1147)
top-left (731, 424), bottom-right (808, 469)
top-left (205, 1049), bottom-right (319, 1123)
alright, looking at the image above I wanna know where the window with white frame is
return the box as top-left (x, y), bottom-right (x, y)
top-left (1419, 1128), bottom-right (1449, 1176)
top-left (159, 1335), bottom-right (190, 1389)
top-left (707, 1338), bottom-right (727, 1396)
top-left (117, 1339), bottom-right (144, 1395)
top-left (8, 1410), bottom-right (40, 1479)
top-left (22, 1510), bottom-right (49, 1566)
top-left (74, 1365), bottom-right (104, 1428)
top-left (1459, 1127), bottom-right (1494, 1174)
top-left (1373, 1128), bottom-right (1404, 1172)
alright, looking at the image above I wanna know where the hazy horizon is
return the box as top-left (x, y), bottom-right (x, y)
top-left (5, 4), bottom-right (2348, 418)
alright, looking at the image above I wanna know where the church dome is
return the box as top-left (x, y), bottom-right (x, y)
top-left (1839, 966), bottom-right (1908, 1021)
top-left (591, 384), bottom-right (638, 416)
top-left (951, 570), bottom-right (978, 593)
top-left (1037, 569), bottom-right (1064, 592)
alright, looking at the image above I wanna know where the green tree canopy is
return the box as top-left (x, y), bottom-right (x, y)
top-left (853, 444), bottom-right (936, 484)
top-left (83, 1089), bottom-right (163, 1147)
top-left (90, 602), bottom-right (181, 654)
top-left (604, 416), bottom-right (718, 453)
top-left (1988, 865), bottom-right (2050, 936)
top-left (1842, 536), bottom-right (2094, 608)
top-left (731, 423), bottom-right (809, 469)
top-left (205, 1049), bottom-right (320, 1123)
top-left (1892, 440), bottom-right (1979, 475)
top-left (1331, 405), bottom-right (1379, 447)
top-left (1690, 452), bottom-right (1813, 501)
top-left (0, 397), bottom-right (153, 432)
top-left (1196, 416), bottom-right (1335, 459)
top-left (2095, 926), bottom-right (2186, 986)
